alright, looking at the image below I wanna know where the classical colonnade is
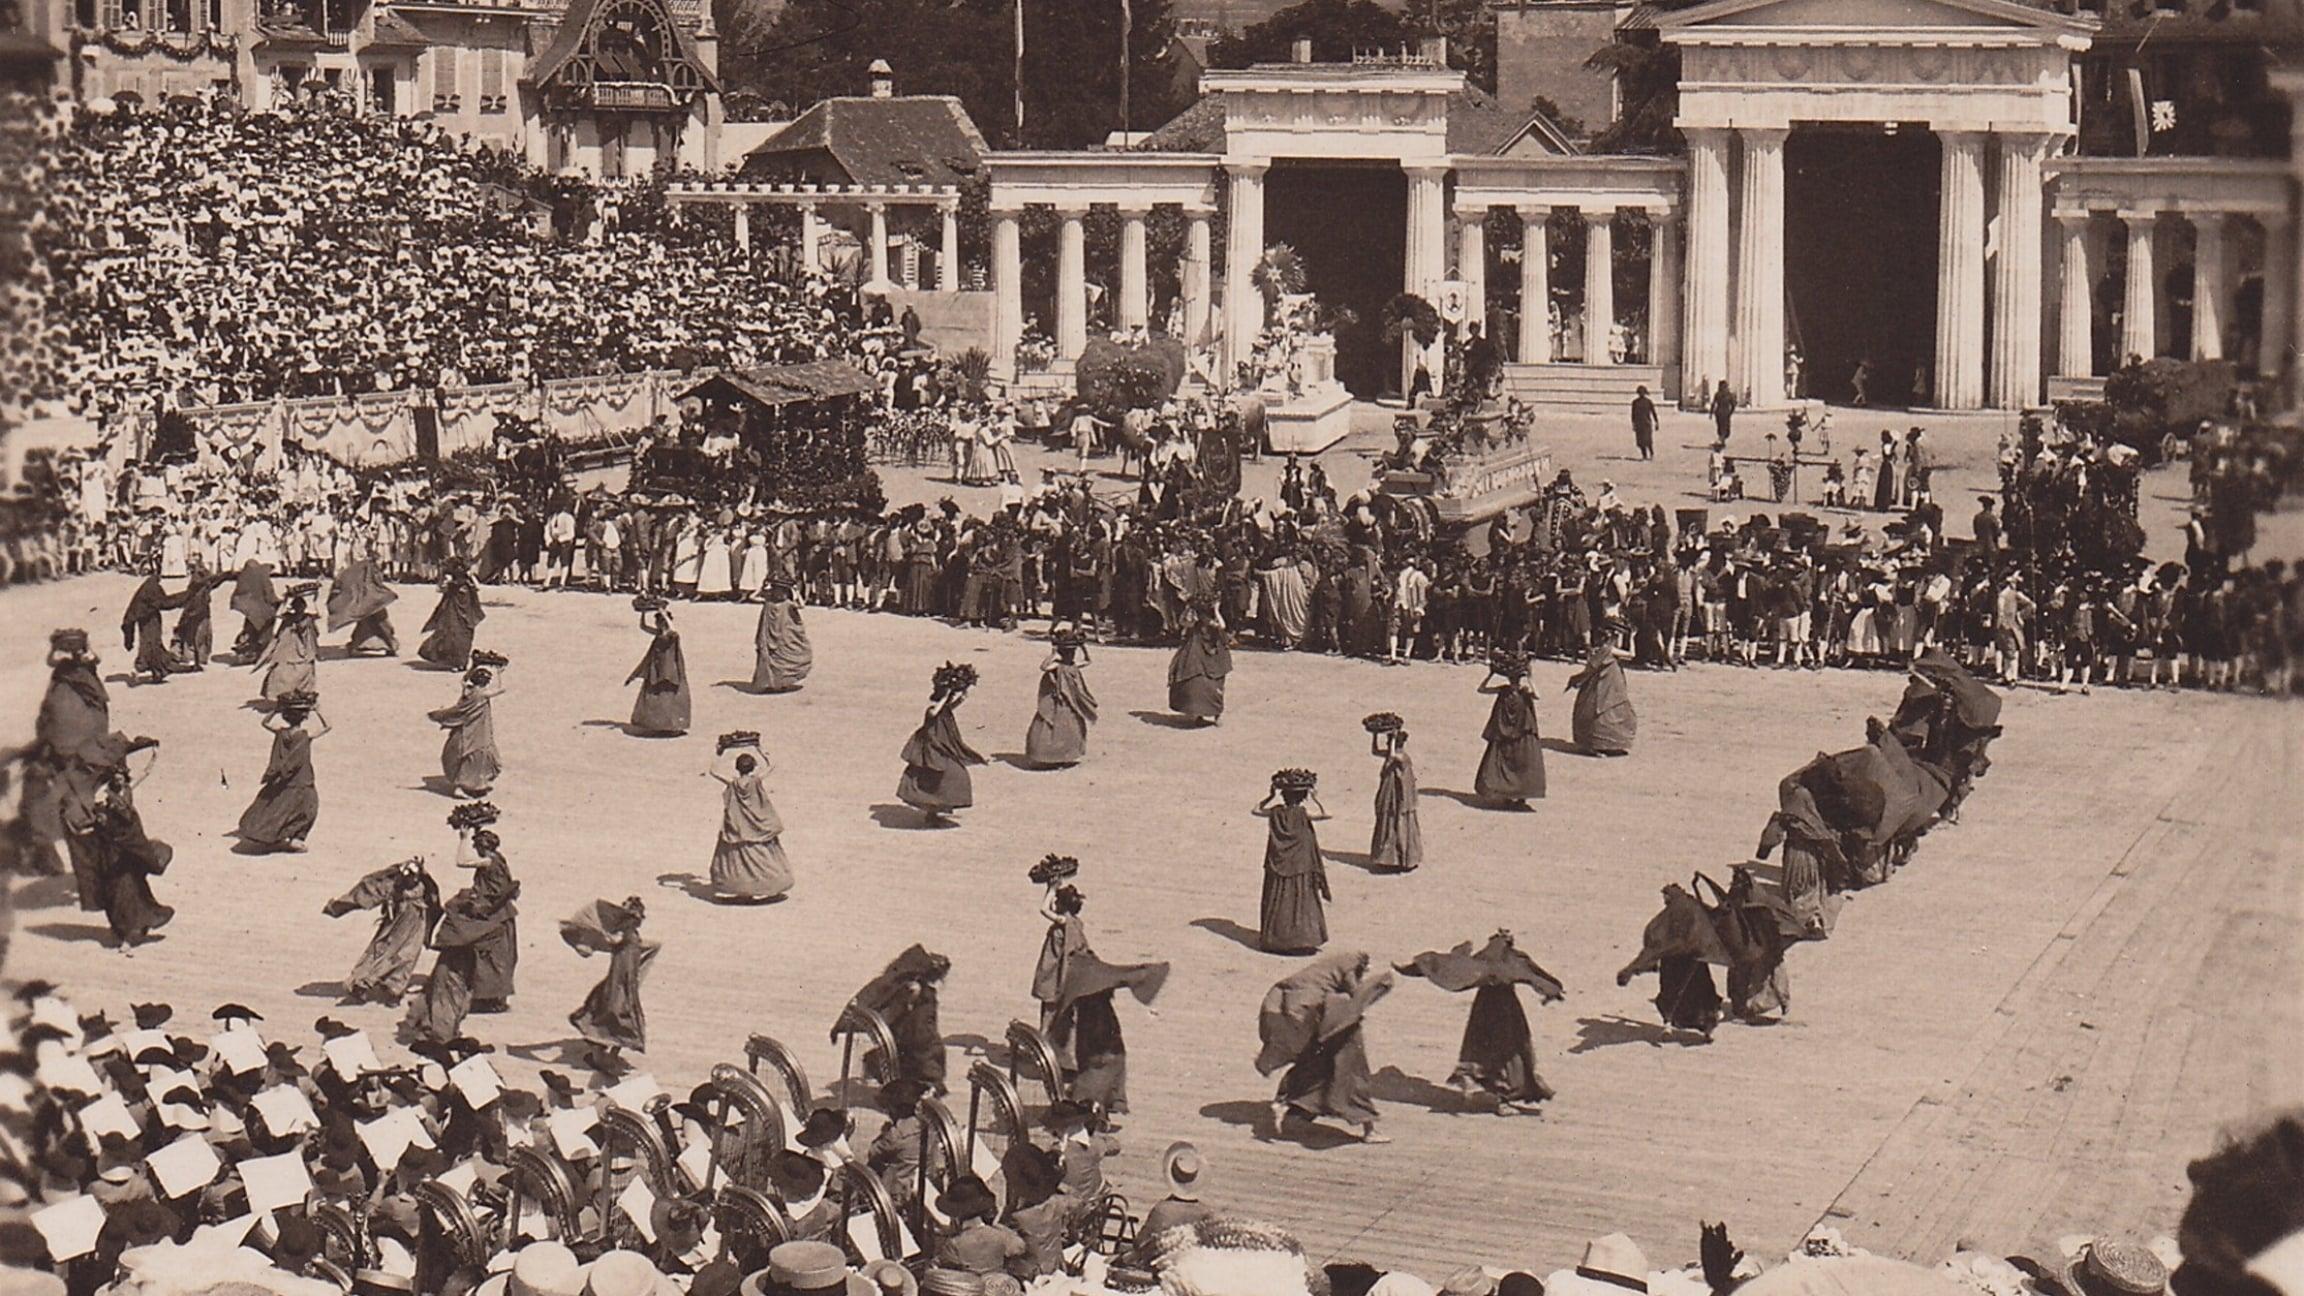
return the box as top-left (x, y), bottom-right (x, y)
top-left (664, 180), bottom-right (962, 289)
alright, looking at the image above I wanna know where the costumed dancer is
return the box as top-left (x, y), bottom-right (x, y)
top-left (407, 814), bottom-right (520, 1043)
top-left (235, 691), bottom-right (326, 854)
top-left (327, 557), bottom-right (400, 656)
top-left (428, 651), bottom-right (506, 798)
top-left (172, 570), bottom-right (221, 672)
top-left (1565, 641), bottom-right (1637, 757)
top-left (323, 857), bottom-right (442, 1006)
top-left (751, 578), bottom-right (813, 693)
top-left (1032, 874), bottom-right (1167, 1128)
top-left (79, 741), bottom-right (174, 949)
top-left (1364, 713), bottom-right (1422, 872)
top-left (1614, 869), bottom-right (1800, 1036)
top-left (1256, 768), bottom-right (1331, 955)
top-left (704, 733), bottom-right (793, 902)
top-left (121, 557), bottom-right (187, 686)
top-left (1029, 854), bottom-right (1087, 1037)
top-left (626, 597), bottom-right (691, 736)
top-left (843, 945), bottom-right (951, 1092)
top-left (1398, 930), bottom-right (1563, 1116)
top-left (1167, 596), bottom-right (1232, 725)
top-left (18, 629), bottom-right (111, 894)
top-left (418, 561), bottom-right (484, 670)
top-left (1614, 881), bottom-right (1726, 1040)
top-left (1474, 651), bottom-right (1546, 809)
top-left (897, 663), bottom-right (986, 826)
top-left (229, 562), bottom-right (278, 663)
top-left (563, 896), bottom-right (659, 1072)
top-left (1756, 782), bottom-right (1844, 938)
top-left (1252, 950), bottom-right (1393, 1144)
top-left (255, 586), bottom-right (321, 703)
top-left (1024, 629), bottom-right (1098, 768)
top-left (1716, 866), bottom-right (1803, 1024)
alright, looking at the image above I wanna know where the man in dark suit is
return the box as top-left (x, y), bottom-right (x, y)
top-left (1630, 385), bottom-right (1659, 461)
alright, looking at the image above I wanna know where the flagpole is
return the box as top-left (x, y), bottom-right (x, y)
top-left (1014, 0), bottom-right (1025, 140)
top-left (1119, 0), bottom-right (1132, 145)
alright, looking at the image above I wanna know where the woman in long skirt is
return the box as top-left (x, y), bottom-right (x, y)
top-left (897, 666), bottom-right (986, 824)
top-left (236, 694), bottom-right (326, 853)
top-left (698, 528), bottom-right (734, 601)
top-left (849, 946), bottom-right (952, 1091)
top-left (1036, 891), bottom-right (1167, 1127)
top-left (1366, 722), bottom-right (1422, 872)
top-left (1398, 932), bottom-right (1564, 1116)
top-left (705, 749), bottom-right (794, 901)
top-left (751, 581), bottom-right (813, 692)
top-left (256, 597), bottom-right (320, 702)
top-left (564, 897), bottom-right (659, 1071)
top-left (1032, 883), bottom-right (1090, 1036)
top-left (429, 661), bottom-right (505, 797)
top-left (627, 604), bottom-right (691, 735)
top-left (1566, 641), bottom-right (1637, 756)
top-left (87, 770), bottom-right (173, 948)
top-left (1256, 771), bottom-right (1330, 954)
top-left (418, 564), bottom-right (485, 670)
top-left (324, 858), bottom-right (441, 1005)
top-left (1254, 951), bottom-right (1391, 1143)
top-left (1024, 635), bottom-right (1097, 767)
top-left (1757, 784), bottom-right (1843, 938)
top-left (1473, 656), bottom-right (1546, 808)
top-left (407, 829), bottom-right (519, 1042)
top-left (740, 529), bottom-right (771, 600)
top-left (1167, 603), bottom-right (1231, 724)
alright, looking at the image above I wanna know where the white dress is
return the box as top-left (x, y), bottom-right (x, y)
top-left (741, 536), bottom-right (770, 595)
top-left (698, 532), bottom-right (734, 596)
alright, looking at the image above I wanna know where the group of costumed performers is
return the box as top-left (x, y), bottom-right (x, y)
top-left (627, 597), bottom-right (692, 736)
top-left (234, 688), bottom-right (327, 853)
top-left (897, 662), bottom-right (985, 825)
top-left (405, 803), bottom-right (520, 1045)
top-left (705, 731), bottom-right (794, 902)
top-left (428, 649), bottom-right (508, 797)
top-left (1028, 853), bottom-right (1169, 1129)
top-left (1615, 868), bottom-right (1801, 1041)
top-left (751, 578), bottom-right (814, 693)
top-left (1025, 628), bottom-right (1098, 768)
top-left (418, 560), bottom-right (485, 670)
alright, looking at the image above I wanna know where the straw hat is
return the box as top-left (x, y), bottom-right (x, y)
top-left (1543, 1235), bottom-right (1651, 1295)
top-left (1161, 1142), bottom-right (1205, 1202)
top-left (2060, 1241), bottom-right (2170, 1296)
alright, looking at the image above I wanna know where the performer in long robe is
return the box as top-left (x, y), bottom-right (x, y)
top-left (324, 858), bottom-right (441, 1005)
top-left (845, 946), bottom-right (951, 1091)
top-left (327, 558), bottom-right (399, 656)
top-left (172, 572), bottom-right (220, 672)
top-left (1474, 658), bottom-right (1546, 807)
top-left (626, 606), bottom-right (691, 735)
top-left (897, 673), bottom-right (985, 824)
top-left (428, 665), bottom-right (504, 797)
top-left (1256, 773), bottom-right (1330, 954)
top-left (1253, 951), bottom-right (1392, 1143)
top-left (417, 565), bottom-right (484, 670)
top-left (1166, 602), bottom-right (1232, 724)
top-left (1565, 642), bottom-right (1637, 757)
top-left (235, 696), bottom-right (326, 853)
top-left (255, 596), bottom-right (320, 702)
top-left (229, 562), bottom-right (278, 663)
top-left (121, 566), bottom-right (186, 686)
top-left (706, 749), bottom-right (793, 901)
top-left (1024, 636), bottom-right (1097, 768)
top-left (1031, 886), bottom-right (1090, 1038)
top-left (80, 766), bottom-right (174, 948)
top-left (1259, 555), bottom-right (1311, 647)
top-left (1718, 867), bottom-right (1802, 1023)
top-left (1038, 894), bottom-right (1168, 1125)
top-left (1398, 931), bottom-right (1562, 1114)
top-left (22, 630), bottom-right (113, 898)
top-left (1757, 782), bottom-right (1845, 938)
top-left (1368, 726), bottom-right (1422, 872)
top-left (751, 581), bottom-right (813, 692)
top-left (407, 829), bottom-right (519, 1042)
top-left (1615, 882), bottom-right (1730, 1040)
top-left (563, 897), bottom-right (659, 1067)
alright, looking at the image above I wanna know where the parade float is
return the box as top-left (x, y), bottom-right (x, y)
top-left (1245, 250), bottom-right (1355, 454)
top-left (1375, 394), bottom-right (1552, 529)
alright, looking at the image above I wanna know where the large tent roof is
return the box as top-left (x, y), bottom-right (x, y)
top-left (679, 361), bottom-right (877, 409)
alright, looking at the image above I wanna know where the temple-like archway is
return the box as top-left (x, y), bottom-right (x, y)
top-left (1264, 161), bottom-right (1408, 399)
top-left (1784, 125), bottom-right (1942, 406)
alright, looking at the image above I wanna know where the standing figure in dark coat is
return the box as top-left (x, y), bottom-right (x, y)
top-left (1474, 655), bottom-right (1547, 807)
top-left (751, 579), bottom-right (813, 693)
top-left (326, 559), bottom-right (399, 656)
top-left (21, 629), bottom-right (112, 893)
top-left (172, 571), bottom-right (221, 672)
top-left (1024, 632), bottom-right (1098, 768)
top-left (1566, 642), bottom-right (1637, 756)
top-left (1253, 950), bottom-right (1392, 1143)
top-left (1255, 769), bottom-right (1330, 954)
top-left (626, 602), bottom-right (691, 735)
top-left (897, 663), bottom-right (986, 824)
top-left (845, 945), bottom-right (952, 1092)
top-left (418, 564), bottom-right (484, 670)
top-left (1398, 931), bottom-right (1563, 1115)
top-left (255, 591), bottom-right (320, 702)
top-left (1036, 888), bottom-right (1168, 1125)
top-left (1615, 880), bottom-right (1728, 1040)
top-left (324, 857), bottom-right (441, 1005)
top-left (563, 896), bottom-right (660, 1070)
top-left (80, 762), bottom-right (174, 948)
top-left (1366, 720), bottom-right (1422, 872)
top-left (1166, 600), bottom-right (1232, 725)
top-left (235, 692), bottom-right (326, 853)
top-left (121, 562), bottom-right (187, 686)
top-left (230, 562), bottom-right (278, 662)
top-left (407, 828), bottom-right (519, 1042)
top-left (428, 660), bottom-right (505, 797)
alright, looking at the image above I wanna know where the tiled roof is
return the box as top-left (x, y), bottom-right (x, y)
top-left (365, 9), bottom-right (430, 50)
top-left (742, 96), bottom-right (989, 187)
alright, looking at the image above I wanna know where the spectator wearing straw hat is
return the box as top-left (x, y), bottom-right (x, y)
top-left (2057, 1239), bottom-right (2170, 1296)
top-left (1543, 1234), bottom-right (1653, 1295)
top-left (741, 1240), bottom-right (872, 1296)
top-left (1139, 1141), bottom-right (1215, 1246)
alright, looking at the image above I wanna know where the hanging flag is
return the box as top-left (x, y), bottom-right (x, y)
top-left (2126, 66), bottom-right (2150, 156)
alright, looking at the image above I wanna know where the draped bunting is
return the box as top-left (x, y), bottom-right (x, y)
top-left (540, 372), bottom-right (656, 441)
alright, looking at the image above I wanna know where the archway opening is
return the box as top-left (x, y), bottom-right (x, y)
top-left (1263, 160), bottom-right (1408, 399)
top-left (1784, 124), bottom-right (1941, 407)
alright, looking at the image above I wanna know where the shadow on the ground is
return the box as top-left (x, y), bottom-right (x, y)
top-left (1367, 1066), bottom-right (1464, 1114)
top-left (1540, 736), bottom-right (1583, 756)
top-left (579, 719), bottom-right (684, 739)
top-left (292, 979), bottom-right (349, 1001)
top-left (11, 876), bottom-right (79, 911)
top-left (1568, 1014), bottom-right (1706, 1054)
top-left (1322, 849), bottom-right (1399, 876)
top-left (1418, 786), bottom-right (1530, 811)
top-left (1188, 917), bottom-right (1267, 952)
top-left (1197, 1099), bottom-right (1365, 1149)
top-left (869, 803), bottom-right (956, 830)
top-left (655, 871), bottom-right (722, 903)
top-left (27, 921), bottom-right (113, 945)
top-left (1129, 709), bottom-right (1206, 730)
top-left (990, 752), bottom-right (1057, 771)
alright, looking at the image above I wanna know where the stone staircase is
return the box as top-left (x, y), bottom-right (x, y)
top-left (1499, 362), bottom-right (1667, 409)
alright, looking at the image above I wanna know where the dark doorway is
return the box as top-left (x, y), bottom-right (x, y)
top-left (1263, 160), bottom-right (1407, 398)
top-left (1784, 126), bottom-right (1940, 407)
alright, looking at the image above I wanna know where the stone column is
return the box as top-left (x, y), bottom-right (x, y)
top-left (2120, 209), bottom-right (2158, 364)
top-left (1733, 126), bottom-right (1788, 406)
top-left (1933, 130), bottom-right (1988, 409)
top-left (1057, 208), bottom-right (1089, 360)
top-left (992, 208), bottom-right (1023, 378)
top-left (1518, 206), bottom-right (1552, 364)
top-left (1682, 126), bottom-right (1732, 405)
top-left (2055, 211), bottom-right (2095, 378)
top-left (2267, 213), bottom-right (2299, 403)
top-left (866, 202), bottom-right (890, 289)
top-left (1649, 208), bottom-right (1682, 381)
top-left (2191, 210), bottom-right (2228, 361)
top-left (1221, 160), bottom-right (1268, 381)
top-left (1183, 210), bottom-right (1213, 348)
top-left (939, 203), bottom-right (960, 292)
top-left (1457, 212), bottom-right (1487, 337)
top-left (1404, 165), bottom-right (1449, 297)
top-left (800, 202), bottom-right (820, 273)
top-left (1119, 208), bottom-right (1150, 333)
top-left (1584, 207), bottom-right (1617, 365)
top-left (1989, 132), bottom-right (2050, 409)
top-left (732, 203), bottom-right (751, 254)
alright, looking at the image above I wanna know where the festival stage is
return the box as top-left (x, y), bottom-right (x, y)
top-left (2, 575), bottom-right (2295, 1278)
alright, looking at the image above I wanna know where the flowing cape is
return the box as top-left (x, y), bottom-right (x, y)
top-left (1048, 951), bottom-right (1170, 1019)
top-left (230, 563), bottom-right (278, 625)
top-left (326, 561), bottom-right (398, 631)
top-left (720, 776), bottom-right (784, 842)
top-left (1397, 933), bottom-right (1564, 1001)
top-left (1567, 647), bottom-right (1637, 753)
